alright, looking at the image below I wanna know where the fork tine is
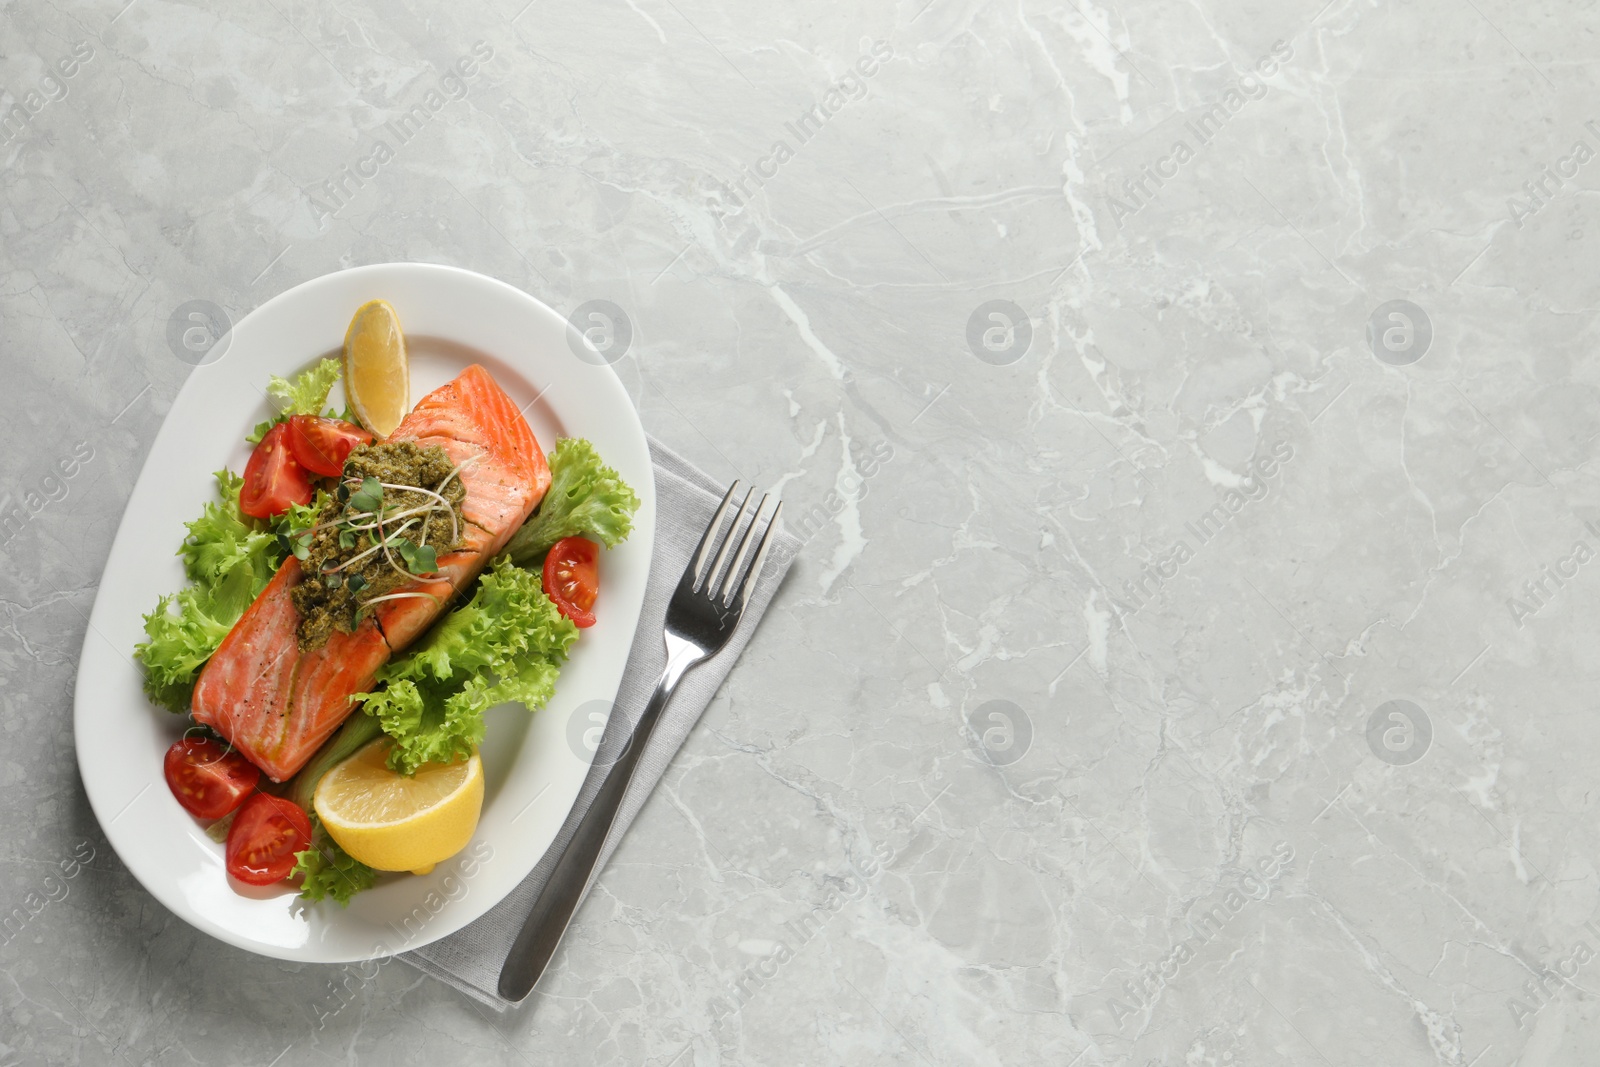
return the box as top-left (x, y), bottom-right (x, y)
top-left (717, 492), bottom-right (771, 604)
top-left (732, 501), bottom-right (783, 611)
top-left (703, 485), bottom-right (755, 593)
top-left (689, 483), bottom-right (740, 589)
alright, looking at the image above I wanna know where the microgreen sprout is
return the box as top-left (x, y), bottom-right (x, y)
top-left (395, 538), bottom-right (439, 575)
top-left (356, 590), bottom-right (443, 616)
top-left (291, 446), bottom-right (466, 646)
top-left (348, 476), bottom-right (383, 514)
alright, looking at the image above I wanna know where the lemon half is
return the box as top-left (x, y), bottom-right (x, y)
top-left (314, 739), bottom-right (482, 875)
top-left (343, 299), bottom-right (409, 438)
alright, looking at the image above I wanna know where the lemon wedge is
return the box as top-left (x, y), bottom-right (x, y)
top-left (314, 739), bottom-right (482, 875)
top-left (343, 299), bottom-right (409, 437)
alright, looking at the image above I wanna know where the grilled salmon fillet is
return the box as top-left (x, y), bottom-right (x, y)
top-left (191, 365), bottom-right (550, 781)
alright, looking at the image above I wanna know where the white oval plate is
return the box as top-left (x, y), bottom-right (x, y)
top-left (73, 263), bottom-right (654, 963)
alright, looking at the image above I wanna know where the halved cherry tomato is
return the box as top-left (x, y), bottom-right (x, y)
top-left (543, 536), bottom-right (599, 628)
top-left (240, 421), bottom-right (313, 518)
top-left (225, 794), bottom-right (312, 886)
top-left (163, 737), bottom-right (261, 820)
top-left (286, 414), bottom-right (373, 477)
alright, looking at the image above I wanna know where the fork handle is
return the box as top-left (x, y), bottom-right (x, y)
top-left (497, 636), bottom-right (703, 1002)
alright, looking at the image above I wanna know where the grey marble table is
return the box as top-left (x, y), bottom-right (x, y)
top-left (2, 0), bottom-right (1596, 1063)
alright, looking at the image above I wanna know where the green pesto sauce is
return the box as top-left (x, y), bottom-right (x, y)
top-left (291, 442), bottom-right (465, 650)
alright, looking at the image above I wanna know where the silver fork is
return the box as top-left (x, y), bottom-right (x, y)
top-left (498, 483), bottom-right (784, 1002)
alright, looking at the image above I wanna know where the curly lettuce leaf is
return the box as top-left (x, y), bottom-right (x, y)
top-left (247, 357), bottom-right (343, 443)
top-left (358, 557), bottom-right (578, 775)
top-left (178, 470), bottom-right (277, 587)
top-left (136, 470), bottom-right (284, 711)
top-left (293, 817), bottom-right (379, 905)
top-left (504, 438), bottom-right (640, 565)
top-left (277, 488), bottom-right (331, 561)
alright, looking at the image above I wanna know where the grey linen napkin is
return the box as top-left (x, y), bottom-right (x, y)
top-left (400, 436), bottom-right (798, 1008)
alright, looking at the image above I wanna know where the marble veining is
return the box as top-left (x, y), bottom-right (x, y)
top-left (3, 0), bottom-right (1600, 1064)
